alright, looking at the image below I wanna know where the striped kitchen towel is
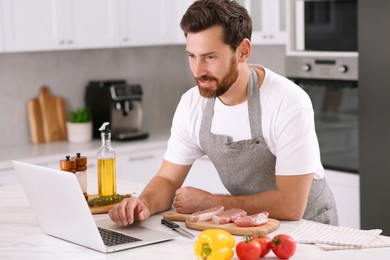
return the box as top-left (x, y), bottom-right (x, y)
top-left (289, 220), bottom-right (390, 250)
top-left (316, 235), bottom-right (390, 250)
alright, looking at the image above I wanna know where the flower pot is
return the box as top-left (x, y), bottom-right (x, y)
top-left (66, 122), bottom-right (92, 143)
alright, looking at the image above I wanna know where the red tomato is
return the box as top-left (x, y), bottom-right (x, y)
top-left (271, 234), bottom-right (296, 259)
top-left (252, 233), bottom-right (272, 257)
top-left (236, 236), bottom-right (262, 260)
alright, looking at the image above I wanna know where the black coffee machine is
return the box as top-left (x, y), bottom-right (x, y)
top-left (85, 80), bottom-right (149, 141)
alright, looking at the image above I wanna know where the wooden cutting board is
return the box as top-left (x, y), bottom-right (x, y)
top-left (27, 86), bottom-right (68, 143)
top-left (87, 194), bottom-right (116, 214)
top-left (90, 204), bottom-right (115, 214)
top-left (163, 212), bottom-right (280, 236)
top-left (87, 194), bottom-right (133, 214)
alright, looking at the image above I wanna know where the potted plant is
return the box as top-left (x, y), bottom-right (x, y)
top-left (66, 107), bottom-right (93, 143)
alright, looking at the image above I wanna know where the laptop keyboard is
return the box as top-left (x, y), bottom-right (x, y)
top-left (98, 227), bottom-right (142, 247)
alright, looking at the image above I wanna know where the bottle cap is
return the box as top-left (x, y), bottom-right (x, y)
top-left (99, 122), bottom-right (110, 133)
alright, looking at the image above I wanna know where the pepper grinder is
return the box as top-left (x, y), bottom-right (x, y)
top-left (60, 156), bottom-right (76, 173)
top-left (72, 153), bottom-right (88, 199)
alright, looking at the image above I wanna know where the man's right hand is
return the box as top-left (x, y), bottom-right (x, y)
top-left (108, 197), bottom-right (151, 226)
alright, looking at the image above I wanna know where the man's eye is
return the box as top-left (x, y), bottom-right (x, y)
top-left (206, 56), bottom-right (215, 60)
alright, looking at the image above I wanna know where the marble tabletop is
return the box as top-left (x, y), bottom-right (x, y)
top-left (1, 176), bottom-right (390, 259)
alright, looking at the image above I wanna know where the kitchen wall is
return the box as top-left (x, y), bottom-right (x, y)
top-left (359, 0), bottom-right (390, 236)
top-left (0, 45), bottom-right (286, 147)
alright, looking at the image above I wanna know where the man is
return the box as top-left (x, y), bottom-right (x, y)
top-left (109, 0), bottom-right (338, 226)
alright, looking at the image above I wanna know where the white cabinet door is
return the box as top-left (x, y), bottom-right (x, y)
top-left (118, 0), bottom-right (174, 46)
top-left (0, 2), bottom-right (4, 51)
top-left (116, 149), bottom-right (164, 185)
top-left (115, 148), bottom-right (228, 194)
top-left (184, 156), bottom-right (229, 194)
top-left (237, 0), bottom-right (287, 45)
top-left (1, 0), bottom-right (193, 52)
top-left (171, 0), bottom-right (194, 44)
top-left (63, 0), bottom-right (120, 49)
top-left (2, 0), bottom-right (120, 52)
top-left (326, 169), bottom-right (360, 229)
top-left (2, 0), bottom-right (64, 52)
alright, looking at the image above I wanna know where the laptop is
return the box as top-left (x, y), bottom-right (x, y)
top-left (12, 160), bottom-right (176, 253)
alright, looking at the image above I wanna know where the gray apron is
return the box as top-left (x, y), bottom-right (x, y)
top-left (199, 69), bottom-right (338, 225)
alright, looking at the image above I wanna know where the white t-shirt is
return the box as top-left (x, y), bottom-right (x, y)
top-left (164, 66), bottom-right (325, 179)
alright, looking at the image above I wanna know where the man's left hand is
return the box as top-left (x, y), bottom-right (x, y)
top-left (173, 186), bottom-right (213, 213)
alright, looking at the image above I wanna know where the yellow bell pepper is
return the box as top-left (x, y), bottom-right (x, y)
top-left (194, 229), bottom-right (236, 260)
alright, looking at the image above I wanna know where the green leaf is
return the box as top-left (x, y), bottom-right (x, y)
top-left (69, 107), bottom-right (91, 123)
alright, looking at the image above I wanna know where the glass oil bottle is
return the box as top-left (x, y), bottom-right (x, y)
top-left (97, 122), bottom-right (116, 197)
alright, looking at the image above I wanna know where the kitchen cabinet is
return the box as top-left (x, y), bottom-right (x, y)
top-left (237, 0), bottom-right (287, 45)
top-left (2, 0), bottom-right (64, 52)
top-left (115, 148), bottom-right (228, 194)
top-left (1, 0), bottom-right (120, 52)
top-left (0, 0), bottom-right (287, 53)
top-left (115, 149), bottom-right (164, 185)
top-left (325, 169), bottom-right (360, 229)
top-left (64, 0), bottom-right (120, 50)
top-left (0, 0), bottom-right (190, 53)
top-left (171, 0), bottom-right (194, 44)
top-left (118, 0), bottom-right (173, 46)
top-left (118, 0), bottom-right (195, 46)
top-left (184, 156), bottom-right (229, 194)
top-left (0, 2), bottom-right (3, 51)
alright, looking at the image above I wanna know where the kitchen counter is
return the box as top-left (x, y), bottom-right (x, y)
top-left (1, 177), bottom-right (390, 259)
top-left (0, 130), bottom-right (170, 171)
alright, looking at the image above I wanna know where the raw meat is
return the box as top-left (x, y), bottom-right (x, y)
top-left (234, 212), bottom-right (269, 227)
top-left (188, 206), bottom-right (224, 222)
top-left (212, 208), bottom-right (247, 225)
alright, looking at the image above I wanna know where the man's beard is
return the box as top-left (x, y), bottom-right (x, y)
top-left (195, 57), bottom-right (239, 98)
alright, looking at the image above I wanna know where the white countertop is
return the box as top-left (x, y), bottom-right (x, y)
top-left (0, 130), bottom-right (170, 171)
top-left (1, 177), bottom-right (390, 259)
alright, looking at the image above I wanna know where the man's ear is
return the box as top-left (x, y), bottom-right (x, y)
top-left (238, 38), bottom-right (252, 62)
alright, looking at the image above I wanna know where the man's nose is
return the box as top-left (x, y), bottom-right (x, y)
top-left (192, 59), bottom-right (206, 78)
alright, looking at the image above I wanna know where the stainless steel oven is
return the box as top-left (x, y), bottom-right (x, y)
top-left (287, 0), bottom-right (358, 55)
top-left (285, 0), bottom-right (359, 173)
top-left (286, 67), bottom-right (358, 173)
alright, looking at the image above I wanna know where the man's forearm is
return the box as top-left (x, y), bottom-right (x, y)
top-left (138, 176), bottom-right (178, 215)
top-left (208, 175), bottom-right (313, 221)
top-left (211, 190), bottom-right (304, 220)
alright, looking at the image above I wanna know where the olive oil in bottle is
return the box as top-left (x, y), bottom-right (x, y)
top-left (97, 122), bottom-right (116, 197)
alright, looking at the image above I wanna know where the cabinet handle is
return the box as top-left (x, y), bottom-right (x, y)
top-left (60, 40), bottom-right (65, 44)
top-left (128, 155), bottom-right (154, 161)
top-left (68, 40), bottom-right (73, 44)
top-left (87, 163), bottom-right (95, 168)
top-left (123, 37), bottom-right (128, 42)
top-left (262, 34), bottom-right (274, 39)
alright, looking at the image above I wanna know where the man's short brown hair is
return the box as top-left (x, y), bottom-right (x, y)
top-left (180, 0), bottom-right (252, 51)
